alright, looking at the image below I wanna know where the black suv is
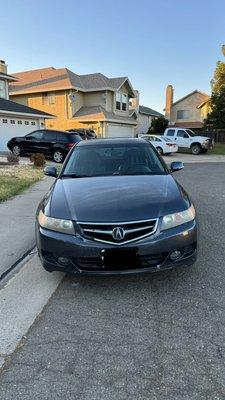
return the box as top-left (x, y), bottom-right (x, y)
top-left (7, 129), bottom-right (82, 163)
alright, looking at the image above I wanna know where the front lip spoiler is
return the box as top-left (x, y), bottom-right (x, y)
top-left (40, 250), bottom-right (197, 276)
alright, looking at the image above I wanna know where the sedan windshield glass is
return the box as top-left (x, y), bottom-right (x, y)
top-left (62, 143), bottom-right (167, 177)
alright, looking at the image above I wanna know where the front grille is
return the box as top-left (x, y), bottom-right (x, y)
top-left (78, 218), bottom-right (158, 245)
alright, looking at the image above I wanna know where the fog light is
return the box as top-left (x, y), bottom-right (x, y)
top-left (170, 250), bottom-right (182, 261)
top-left (58, 256), bottom-right (69, 265)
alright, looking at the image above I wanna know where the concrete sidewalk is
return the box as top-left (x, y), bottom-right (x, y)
top-left (0, 176), bottom-right (53, 277)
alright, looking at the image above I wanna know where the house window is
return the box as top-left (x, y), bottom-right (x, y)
top-left (116, 92), bottom-right (121, 110)
top-left (0, 80), bottom-right (7, 99)
top-left (18, 120), bottom-right (22, 124)
top-left (2, 119), bottom-right (7, 123)
top-left (31, 121), bottom-right (36, 125)
top-left (10, 120), bottom-right (15, 124)
top-left (25, 121), bottom-right (29, 125)
top-left (122, 94), bottom-right (127, 111)
top-left (116, 92), bottom-right (127, 111)
top-left (177, 110), bottom-right (189, 119)
top-left (43, 92), bottom-right (55, 105)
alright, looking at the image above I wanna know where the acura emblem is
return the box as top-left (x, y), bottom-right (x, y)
top-left (112, 227), bottom-right (125, 241)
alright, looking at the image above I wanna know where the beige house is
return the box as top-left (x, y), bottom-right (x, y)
top-left (165, 85), bottom-right (210, 129)
top-left (9, 67), bottom-right (137, 137)
top-left (130, 90), bottom-right (163, 135)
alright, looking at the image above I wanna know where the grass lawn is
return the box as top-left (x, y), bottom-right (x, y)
top-left (0, 165), bottom-right (43, 202)
top-left (208, 143), bottom-right (225, 155)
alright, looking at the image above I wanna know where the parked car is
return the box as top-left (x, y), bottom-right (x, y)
top-left (36, 138), bottom-right (197, 276)
top-left (163, 128), bottom-right (214, 155)
top-left (7, 129), bottom-right (82, 163)
top-left (67, 129), bottom-right (97, 140)
top-left (141, 134), bottom-right (178, 155)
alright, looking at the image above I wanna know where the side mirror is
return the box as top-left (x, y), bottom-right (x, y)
top-left (170, 161), bottom-right (184, 172)
top-left (26, 136), bottom-right (34, 140)
top-left (43, 166), bottom-right (58, 177)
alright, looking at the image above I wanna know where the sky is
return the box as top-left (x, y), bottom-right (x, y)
top-left (1, 0), bottom-right (225, 112)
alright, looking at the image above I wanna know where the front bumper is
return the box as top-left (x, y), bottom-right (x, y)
top-left (36, 219), bottom-right (198, 276)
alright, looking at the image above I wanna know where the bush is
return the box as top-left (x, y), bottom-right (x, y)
top-left (148, 116), bottom-right (169, 134)
top-left (30, 153), bottom-right (46, 168)
top-left (7, 152), bottom-right (19, 164)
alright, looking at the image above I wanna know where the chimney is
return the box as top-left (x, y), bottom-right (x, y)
top-left (0, 60), bottom-right (8, 75)
top-left (130, 90), bottom-right (140, 110)
top-left (165, 85), bottom-right (173, 120)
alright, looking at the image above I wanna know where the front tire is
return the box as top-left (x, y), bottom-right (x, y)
top-left (52, 149), bottom-right (64, 163)
top-left (156, 146), bottom-right (163, 156)
top-left (191, 144), bottom-right (201, 155)
top-left (12, 144), bottom-right (21, 156)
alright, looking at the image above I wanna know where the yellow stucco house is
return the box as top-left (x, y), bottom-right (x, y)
top-left (9, 67), bottom-right (138, 137)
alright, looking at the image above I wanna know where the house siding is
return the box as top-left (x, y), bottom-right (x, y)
top-left (138, 114), bottom-right (152, 134)
top-left (170, 92), bottom-right (209, 124)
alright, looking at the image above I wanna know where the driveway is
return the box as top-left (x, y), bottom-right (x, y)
top-left (1, 163), bottom-right (225, 399)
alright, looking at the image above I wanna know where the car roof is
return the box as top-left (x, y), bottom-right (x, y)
top-left (77, 138), bottom-right (147, 146)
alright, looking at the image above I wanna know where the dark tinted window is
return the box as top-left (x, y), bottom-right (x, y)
top-left (177, 130), bottom-right (189, 138)
top-left (57, 132), bottom-right (69, 142)
top-left (68, 134), bottom-right (82, 143)
top-left (43, 131), bottom-right (57, 141)
top-left (166, 129), bottom-right (175, 137)
top-left (26, 131), bottom-right (43, 140)
top-left (62, 143), bottom-right (167, 177)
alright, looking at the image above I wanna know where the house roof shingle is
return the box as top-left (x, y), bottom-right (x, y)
top-left (73, 105), bottom-right (137, 125)
top-left (9, 67), bottom-right (135, 96)
top-left (139, 105), bottom-right (163, 117)
top-left (0, 97), bottom-right (54, 118)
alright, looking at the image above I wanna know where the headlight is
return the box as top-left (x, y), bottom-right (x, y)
top-left (38, 210), bottom-right (75, 235)
top-left (161, 204), bottom-right (195, 231)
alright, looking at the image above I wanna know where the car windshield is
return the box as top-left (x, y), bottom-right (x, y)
top-left (62, 142), bottom-right (167, 177)
top-left (186, 129), bottom-right (196, 137)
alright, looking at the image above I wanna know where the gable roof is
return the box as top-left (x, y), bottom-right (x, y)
top-left (172, 90), bottom-right (209, 106)
top-left (9, 67), bottom-right (135, 97)
top-left (73, 105), bottom-right (137, 125)
top-left (139, 105), bottom-right (163, 117)
top-left (0, 97), bottom-right (54, 118)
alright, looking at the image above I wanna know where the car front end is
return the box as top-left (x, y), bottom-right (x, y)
top-left (36, 139), bottom-right (198, 276)
top-left (36, 214), bottom-right (197, 275)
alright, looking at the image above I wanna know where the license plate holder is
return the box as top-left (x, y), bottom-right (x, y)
top-left (103, 248), bottom-right (138, 269)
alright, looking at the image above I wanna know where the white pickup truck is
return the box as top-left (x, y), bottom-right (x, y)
top-left (163, 128), bottom-right (213, 155)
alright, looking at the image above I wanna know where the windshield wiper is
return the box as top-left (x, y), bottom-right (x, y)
top-left (61, 174), bottom-right (91, 178)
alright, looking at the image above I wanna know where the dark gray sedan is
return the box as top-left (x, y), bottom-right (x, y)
top-left (36, 138), bottom-right (197, 275)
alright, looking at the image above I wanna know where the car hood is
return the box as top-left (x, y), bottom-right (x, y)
top-left (194, 135), bottom-right (210, 141)
top-left (44, 175), bottom-right (190, 223)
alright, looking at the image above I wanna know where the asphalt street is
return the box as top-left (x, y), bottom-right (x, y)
top-left (1, 163), bottom-right (225, 399)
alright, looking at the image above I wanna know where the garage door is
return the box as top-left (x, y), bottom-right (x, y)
top-left (107, 124), bottom-right (134, 138)
top-left (0, 117), bottom-right (39, 151)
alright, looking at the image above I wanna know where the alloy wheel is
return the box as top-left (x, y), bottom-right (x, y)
top-left (12, 145), bottom-right (20, 156)
top-left (53, 150), bottom-right (63, 163)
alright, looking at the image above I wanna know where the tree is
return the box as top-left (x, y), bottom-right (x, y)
top-left (211, 61), bottom-right (225, 93)
top-left (147, 116), bottom-right (168, 134)
top-left (204, 54), bottom-right (225, 130)
top-left (204, 87), bottom-right (225, 129)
